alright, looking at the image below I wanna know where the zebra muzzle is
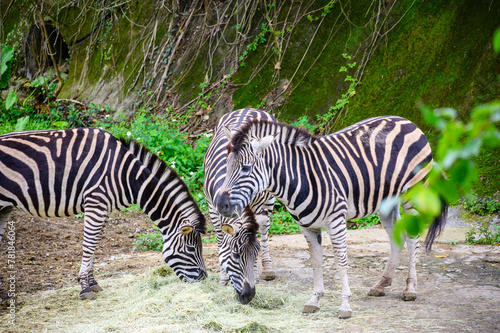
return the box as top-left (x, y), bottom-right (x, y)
top-left (215, 191), bottom-right (240, 218)
top-left (237, 282), bottom-right (255, 305)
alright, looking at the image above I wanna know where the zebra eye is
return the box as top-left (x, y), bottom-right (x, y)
top-left (186, 244), bottom-right (196, 253)
top-left (241, 164), bottom-right (252, 174)
top-left (231, 251), bottom-right (240, 263)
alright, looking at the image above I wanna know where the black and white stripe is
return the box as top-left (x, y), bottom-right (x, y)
top-left (204, 109), bottom-right (276, 304)
top-left (0, 128), bottom-right (206, 300)
top-left (214, 115), bottom-right (446, 317)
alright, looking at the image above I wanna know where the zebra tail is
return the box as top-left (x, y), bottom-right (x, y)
top-left (424, 198), bottom-right (448, 252)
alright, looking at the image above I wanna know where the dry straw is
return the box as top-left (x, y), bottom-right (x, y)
top-left (0, 264), bottom-right (366, 333)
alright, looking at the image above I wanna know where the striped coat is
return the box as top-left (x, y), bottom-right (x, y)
top-left (204, 109), bottom-right (276, 304)
top-left (0, 128), bottom-right (206, 300)
top-left (215, 115), bottom-right (446, 318)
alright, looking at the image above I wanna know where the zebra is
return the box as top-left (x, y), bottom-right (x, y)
top-left (204, 108), bottom-right (276, 304)
top-left (214, 115), bottom-right (447, 318)
top-left (0, 128), bottom-right (207, 301)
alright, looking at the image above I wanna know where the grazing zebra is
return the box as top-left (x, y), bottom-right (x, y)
top-left (0, 128), bottom-right (207, 300)
top-left (204, 108), bottom-right (276, 304)
top-left (214, 115), bottom-right (447, 318)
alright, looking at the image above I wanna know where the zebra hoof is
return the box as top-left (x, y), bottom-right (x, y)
top-left (90, 284), bottom-right (103, 292)
top-left (303, 304), bottom-right (320, 313)
top-left (338, 310), bottom-right (352, 319)
top-left (79, 288), bottom-right (96, 300)
top-left (368, 288), bottom-right (385, 297)
top-left (261, 271), bottom-right (276, 281)
top-left (402, 292), bottom-right (417, 301)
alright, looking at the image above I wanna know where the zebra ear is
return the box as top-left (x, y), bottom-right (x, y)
top-left (222, 223), bottom-right (239, 236)
top-left (250, 133), bottom-right (278, 155)
top-left (223, 126), bottom-right (236, 142)
top-left (179, 223), bottom-right (194, 235)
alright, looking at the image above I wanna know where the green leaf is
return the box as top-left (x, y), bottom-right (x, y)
top-left (5, 89), bottom-right (17, 109)
top-left (0, 45), bottom-right (14, 89)
top-left (493, 27), bottom-right (500, 55)
top-left (407, 185), bottom-right (441, 217)
top-left (53, 121), bottom-right (69, 129)
top-left (15, 116), bottom-right (30, 132)
top-left (1, 45), bottom-right (14, 73)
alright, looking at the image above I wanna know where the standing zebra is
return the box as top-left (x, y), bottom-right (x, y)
top-left (204, 109), bottom-right (276, 304)
top-left (214, 115), bottom-right (446, 318)
top-left (0, 128), bottom-right (207, 301)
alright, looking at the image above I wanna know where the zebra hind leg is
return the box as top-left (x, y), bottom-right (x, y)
top-left (78, 207), bottom-right (107, 299)
top-left (402, 236), bottom-right (418, 301)
top-left (256, 209), bottom-right (275, 281)
top-left (88, 226), bottom-right (105, 293)
top-left (0, 206), bottom-right (14, 307)
top-left (369, 206), bottom-right (403, 297)
top-left (400, 202), bottom-right (419, 301)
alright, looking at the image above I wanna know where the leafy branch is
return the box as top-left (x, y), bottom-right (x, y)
top-left (384, 99), bottom-right (500, 247)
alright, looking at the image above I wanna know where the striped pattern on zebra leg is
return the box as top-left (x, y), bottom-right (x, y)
top-left (369, 206), bottom-right (401, 297)
top-left (215, 115), bottom-right (447, 318)
top-left (0, 128), bottom-right (207, 300)
top-left (301, 227), bottom-right (324, 314)
top-left (255, 209), bottom-right (275, 281)
top-left (403, 237), bottom-right (419, 301)
top-left (402, 201), bottom-right (419, 301)
top-left (88, 223), bottom-right (106, 293)
top-left (78, 202), bottom-right (108, 299)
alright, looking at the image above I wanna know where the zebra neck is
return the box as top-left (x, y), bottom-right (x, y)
top-left (132, 165), bottom-right (196, 229)
top-left (264, 140), bottom-right (319, 210)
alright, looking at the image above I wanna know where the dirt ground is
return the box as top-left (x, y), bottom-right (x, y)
top-left (1, 209), bottom-right (499, 332)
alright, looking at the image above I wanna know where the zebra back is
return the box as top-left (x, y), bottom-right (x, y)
top-left (223, 116), bottom-right (434, 222)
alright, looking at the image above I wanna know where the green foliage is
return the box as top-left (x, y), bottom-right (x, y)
top-left (494, 28), bottom-right (500, 54)
top-left (317, 53), bottom-right (358, 132)
top-left (387, 98), bottom-right (500, 245)
top-left (15, 116), bottom-right (30, 131)
top-left (465, 224), bottom-right (500, 246)
top-left (0, 45), bottom-right (14, 89)
top-left (238, 23), bottom-right (272, 67)
top-left (5, 89), bottom-right (17, 110)
top-left (133, 227), bottom-right (163, 251)
top-left (269, 202), bottom-right (300, 234)
top-left (349, 214), bottom-right (380, 229)
top-left (291, 115), bottom-right (316, 133)
top-left (462, 195), bottom-right (500, 216)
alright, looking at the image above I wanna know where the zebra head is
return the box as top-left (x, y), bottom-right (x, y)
top-left (160, 211), bottom-right (207, 283)
top-left (219, 207), bottom-right (260, 304)
top-left (215, 125), bottom-right (277, 218)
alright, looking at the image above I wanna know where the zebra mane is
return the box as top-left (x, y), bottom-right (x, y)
top-left (231, 118), bottom-right (316, 154)
top-left (119, 137), bottom-right (206, 233)
top-left (240, 206), bottom-right (259, 245)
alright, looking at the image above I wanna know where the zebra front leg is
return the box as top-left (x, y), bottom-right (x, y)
top-left (327, 218), bottom-right (352, 319)
top-left (0, 206), bottom-right (14, 307)
top-left (78, 207), bottom-right (107, 299)
top-left (256, 210), bottom-right (275, 280)
top-left (369, 207), bottom-right (403, 297)
top-left (402, 236), bottom-right (419, 301)
top-left (301, 227), bottom-right (324, 313)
